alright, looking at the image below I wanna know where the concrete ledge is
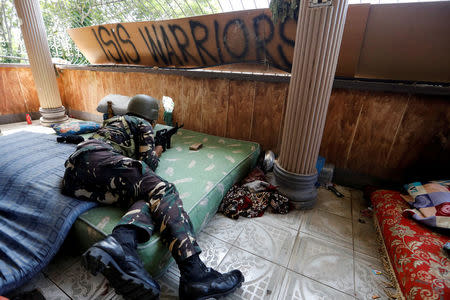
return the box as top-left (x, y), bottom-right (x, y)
top-left (55, 65), bottom-right (450, 95)
top-left (0, 112), bottom-right (40, 125)
top-left (67, 109), bottom-right (103, 123)
top-left (56, 64), bottom-right (291, 83)
top-left (2, 64), bottom-right (449, 95)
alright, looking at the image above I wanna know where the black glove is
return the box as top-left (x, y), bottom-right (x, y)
top-left (57, 134), bottom-right (85, 144)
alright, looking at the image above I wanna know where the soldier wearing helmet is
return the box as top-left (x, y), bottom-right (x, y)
top-left (61, 94), bottom-right (244, 300)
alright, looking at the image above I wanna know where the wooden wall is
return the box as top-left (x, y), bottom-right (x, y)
top-left (59, 69), bottom-right (449, 182)
top-left (320, 90), bottom-right (450, 181)
top-left (0, 67), bottom-right (41, 116)
top-left (59, 69), bottom-right (288, 152)
top-left (1, 66), bottom-right (448, 182)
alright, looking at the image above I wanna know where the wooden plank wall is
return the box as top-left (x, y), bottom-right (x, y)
top-left (0, 67), bottom-right (41, 115)
top-left (320, 89), bottom-right (450, 181)
top-left (59, 69), bottom-right (289, 152)
top-left (1, 66), bottom-right (448, 182)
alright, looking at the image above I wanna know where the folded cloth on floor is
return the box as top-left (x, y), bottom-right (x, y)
top-left (242, 180), bottom-right (269, 192)
top-left (219, 168), bottom-right (289, 219)
top-left (401, 180), bottom-right (450, 230)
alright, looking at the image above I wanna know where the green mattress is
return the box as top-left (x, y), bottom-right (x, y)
top-left (72, 125), bottom-right (260, 277)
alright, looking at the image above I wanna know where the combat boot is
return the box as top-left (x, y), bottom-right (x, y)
top-left (178, 254), bottom-right (244, 300)
top-left (82, 232), bottom-right (160, 300)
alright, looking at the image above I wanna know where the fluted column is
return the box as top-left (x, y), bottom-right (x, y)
top-left (271, 0), bottom-right (349, 209)
top-left (14, 0), bottom-right (68, 126)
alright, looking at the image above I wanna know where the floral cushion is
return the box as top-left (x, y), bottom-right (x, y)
top-left (51, 121), bottom-right (100, 136)
top-left (371, 190), bottom-right (450, 300)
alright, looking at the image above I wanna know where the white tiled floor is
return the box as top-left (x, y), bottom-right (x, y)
top-left (7, 185), bottom-right (392, 300)
top-left (2, 122), bottom-right (391, 300)
top-left (288, 232), bottom-right (355, 296)
top-left (0, 120), bottom-right (55, 135)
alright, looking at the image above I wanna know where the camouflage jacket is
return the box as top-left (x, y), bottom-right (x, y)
top-left (89, 115), bottom-right (160, 171)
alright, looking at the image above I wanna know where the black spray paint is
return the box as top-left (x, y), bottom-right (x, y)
top-left (91, 13), bottom-right (295, 71)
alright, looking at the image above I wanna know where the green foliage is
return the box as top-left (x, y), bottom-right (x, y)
top-left (1, 0), bottom-right (220, 64)
top-left (0, 0), bottom-right (26, 63)
top-left (269, 0), bottom-right (300, 23)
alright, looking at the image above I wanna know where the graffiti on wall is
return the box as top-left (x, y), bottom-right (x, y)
top-left (68, 9), bottom-right (297, 71)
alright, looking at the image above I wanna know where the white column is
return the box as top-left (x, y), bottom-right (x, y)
top-left (14, 0), bottom-right (68, 125)
top-left (271, 0), bottom-right (349, 209)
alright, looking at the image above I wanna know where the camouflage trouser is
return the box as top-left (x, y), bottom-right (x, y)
top-left (62, 140), bottom-right (201, 262)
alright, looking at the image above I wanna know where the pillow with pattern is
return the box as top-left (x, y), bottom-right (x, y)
top-left (51, 121), bottom-right (100, 136)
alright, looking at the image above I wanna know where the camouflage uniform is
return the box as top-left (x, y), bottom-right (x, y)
top-left (62, 115), bottom-right (201, 261)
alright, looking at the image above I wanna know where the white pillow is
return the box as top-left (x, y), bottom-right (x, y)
top-left (97, 94), bottom-right (131, 115)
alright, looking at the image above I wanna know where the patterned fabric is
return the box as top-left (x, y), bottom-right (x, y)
top-left (72, 126), bottom-right (260, 276)
top-left (219, 169), bottom-right (290, 219)
top-left (219, 185), bottom-right (266, 219)
top-left (51, 121), bottom-right (100, 136)
top-left (91, 115), bottom-right (159, 171)
top-left (0, 132), bottom-right (97, 294)
top-left (241, 168), bottom-right (267, 184)
top-left (63, 135), bottom-right (201, 262)
top-left (371, 190), bottom-right (450, 300)
top-left (402, 181), bottom-right (450, 230)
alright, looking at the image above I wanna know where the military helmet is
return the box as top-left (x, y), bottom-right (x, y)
top-left (127, 94), bottom-right (159, 121)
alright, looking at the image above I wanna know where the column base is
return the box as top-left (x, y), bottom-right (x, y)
top-left (268, 162), bottom-right (318, 210)
top-left (39, 106), bottom-right (69, 127)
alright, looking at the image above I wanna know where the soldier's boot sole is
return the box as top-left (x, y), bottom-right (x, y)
top-left (82, 247), bottom-right (159, 300)
top-left (179, 277), bottom-right (244, 300)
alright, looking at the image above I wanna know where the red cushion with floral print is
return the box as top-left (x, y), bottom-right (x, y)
top-left (371, 190), bottom-right (449, 300)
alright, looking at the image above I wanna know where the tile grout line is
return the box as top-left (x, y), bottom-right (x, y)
top-left (287, 266), bottom-right (357, 299)
top-left (201, 218), bottom-right (247, 245)
top-left (350, 188), bottom-right (358, 299)
top-left (308, 237), bottom-right (356, 298)
top-left (252, 214), bottom-right (303, 232)
top-left (285, 231), bottom-right (299, 270)
top-left (351, 190), bottom-right (381, 260)
top-left (299, 225), bottom-right (354, 252)
top-left (231, 218), bottom-right (251, 246)
top-left (316, 187), bottom-right (353, 218)
top-left (238, 217), bottom-right (299, 268)
top-left (201, 231), bottom-right (233, 269)
top-left (292, 231), bottom-right (354, 255)
top-left (214, 215), bottom-right (297, 268)
top-left (229, 239), bottom-right (290, 269)
top-left (44, 271), bottom-right (75, 300)
top-left (215, 241), bottom-right (291, 299)
top-left (274, 267), bottom-right (289, 300)
top-left (316, 206), bottom-right (352, 220)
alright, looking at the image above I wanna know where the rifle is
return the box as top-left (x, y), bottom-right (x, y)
top-left (155, 123), bottom-right (184, 152)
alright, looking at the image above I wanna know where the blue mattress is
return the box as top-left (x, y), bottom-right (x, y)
top-left (0, 132), bottom-right (97, 294)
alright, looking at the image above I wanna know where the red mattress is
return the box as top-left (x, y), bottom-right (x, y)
top-left (371, 190), bottom-right (449, 300)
